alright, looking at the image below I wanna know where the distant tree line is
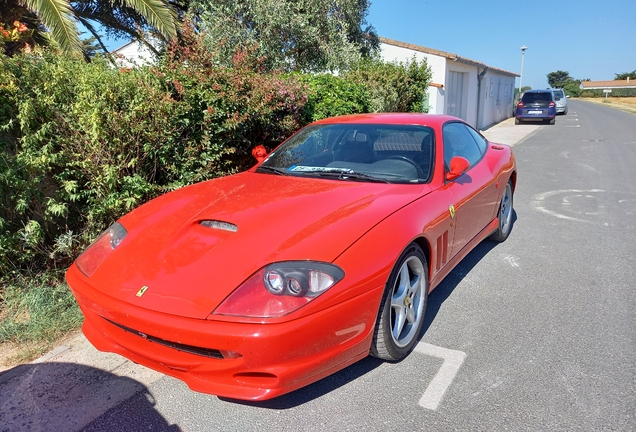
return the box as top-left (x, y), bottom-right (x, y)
top-left (546, 69), bottom-right (636, 98)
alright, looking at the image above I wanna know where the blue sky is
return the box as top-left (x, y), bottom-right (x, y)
top-left (367, 0), bottom-right (636, 88)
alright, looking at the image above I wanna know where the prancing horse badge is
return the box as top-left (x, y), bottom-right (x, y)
top-left (136, 286), bottom-right (149, 297)
top-left (449, 205), bottom-right (456, 219)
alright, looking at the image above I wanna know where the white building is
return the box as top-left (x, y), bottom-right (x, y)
top-left (112, 39), bottom-right (158, 68)
top-left (380, 37), bottom-right (518, 130)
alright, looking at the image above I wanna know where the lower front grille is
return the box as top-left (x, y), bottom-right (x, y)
top-left (102, 316), bottom-right (224, 359)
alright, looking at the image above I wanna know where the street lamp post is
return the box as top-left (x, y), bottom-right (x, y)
top-left (518, 45), bottom-right (528, 100)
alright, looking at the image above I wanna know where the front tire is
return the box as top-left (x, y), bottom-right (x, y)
top-left (371, 244), bottom-right (428, 361)
top-left (490, 180), bottom-right (514, 242)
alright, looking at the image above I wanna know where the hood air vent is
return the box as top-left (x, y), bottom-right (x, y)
top-left (200, 220), bottom-right (238, 232)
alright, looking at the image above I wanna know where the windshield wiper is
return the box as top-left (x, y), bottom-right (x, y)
top-left (295, 167), bottom-right (391, 183)
top-left (256, 166), bottom-right (289, 176)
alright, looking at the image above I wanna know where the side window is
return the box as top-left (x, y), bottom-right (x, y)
top-left (442, 122), bottom-right (483, 171)
top-left (465, 125), bottom-right (488, 155)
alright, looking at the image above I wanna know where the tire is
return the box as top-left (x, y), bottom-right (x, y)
top-left (371, 244), bottom-right (428, 361)
top-left (515, 118), bottom-right (520, 125)
top-left (549, 118), bottom-right (555, 125)
top-left (490, 180), bottom-right (514, 242)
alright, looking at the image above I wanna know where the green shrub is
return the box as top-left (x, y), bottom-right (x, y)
top-left (299, 73), bottom-right (370, 122)
top-left (0, 37), bottom-right (307, 275)
top-left (345, 55), bottom-right (432, 112)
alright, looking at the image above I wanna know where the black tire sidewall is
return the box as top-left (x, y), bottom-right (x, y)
top-left (371, 243), bottom-right (428, 361)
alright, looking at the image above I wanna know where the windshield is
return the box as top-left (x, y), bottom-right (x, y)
top-left (257, 124), bottom-right (435, 183)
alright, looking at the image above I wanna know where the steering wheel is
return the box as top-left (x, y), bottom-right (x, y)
top-left (386, 156), bottom-right (426, 178)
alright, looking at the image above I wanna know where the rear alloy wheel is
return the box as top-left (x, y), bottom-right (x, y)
top-left (371, 244), bottom-right (428, 361)
top-left (490, 180), bottom-right (514, 242)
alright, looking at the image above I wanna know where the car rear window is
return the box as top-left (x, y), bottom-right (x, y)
top-left (522, 92), bottom-right (552, 103)
top-left (552, 90), bottom-right (564, 98)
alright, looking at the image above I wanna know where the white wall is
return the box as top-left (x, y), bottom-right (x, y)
top-left (380, 41), bottom-right (517, 129)
top-left (114, 41), bottom-right (155, 68)
top-left (479, 70), bottom-right (516, 129)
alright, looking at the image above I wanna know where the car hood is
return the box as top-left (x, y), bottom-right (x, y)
top-left (88, 172), bottom-right (432, 319)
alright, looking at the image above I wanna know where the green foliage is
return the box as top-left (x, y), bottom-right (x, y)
top-left (190, 0), bottom-right (379, 72)
top-left (345, 55), bottom-right (432, 112)
top-left (300, 74), bottom-right (370, 122)
top-left (0, 37), bottom-right (306, 275)
top-left (563, 81), bottom-right (581, 97)
top-left (547, 70), bottom-right (572, 89)
top-left (615, 70), bottom-right (636, 80)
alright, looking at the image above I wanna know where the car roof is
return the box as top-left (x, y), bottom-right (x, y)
top-left (310, 113), bottom-right (463, 128)
top-left (524, 89), bottom-right (552, 93)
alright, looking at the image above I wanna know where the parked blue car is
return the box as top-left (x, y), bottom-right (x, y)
top-left (515, 90), bottom-right (557, 125)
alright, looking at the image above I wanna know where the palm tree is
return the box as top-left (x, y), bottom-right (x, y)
top-left (1, 0), bottom-right (180, 56)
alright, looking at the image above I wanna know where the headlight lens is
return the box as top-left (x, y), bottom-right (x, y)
top-left (75, 222), bottom-right (127, 277)
top-left (212, 261), bottom-right (344, 318)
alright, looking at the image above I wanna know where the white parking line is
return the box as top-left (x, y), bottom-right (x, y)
top-left (414, 342), bottom-right (466, 410)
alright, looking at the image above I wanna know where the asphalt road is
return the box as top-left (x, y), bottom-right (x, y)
top-left (2, 100), bottom-right (635, 431)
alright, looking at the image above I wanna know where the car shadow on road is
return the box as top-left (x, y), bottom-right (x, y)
top-left (0, 362), bottom-right (179, 432)
top-left (420, 209), bottom-right (519, 336)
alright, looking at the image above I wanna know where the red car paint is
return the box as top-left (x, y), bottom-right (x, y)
top-left (66, 113), bottom-right (516, 401)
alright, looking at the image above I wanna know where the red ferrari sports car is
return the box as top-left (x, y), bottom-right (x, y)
top-left (66, 113), bottom-right (516, 401)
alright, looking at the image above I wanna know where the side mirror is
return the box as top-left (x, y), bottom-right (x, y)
top-left (252, 145), bottom-right (268, 163)
top-left (445, 156), bottom-right (470, 181)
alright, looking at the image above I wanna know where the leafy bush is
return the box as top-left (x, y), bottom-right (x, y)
top-left (345, 55), bottom-right (432, 112)
top-left (300, 73), bottom-right (371, 122)
top-left (0, 37), bottom-right (307, 276)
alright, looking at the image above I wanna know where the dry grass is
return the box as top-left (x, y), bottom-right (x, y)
top-left (578, 97), bottom-right (636, 115)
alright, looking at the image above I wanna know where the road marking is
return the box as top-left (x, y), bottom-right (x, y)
top-left (502, 254), bottom-right (520, 267)
top-left (531, 189), bottom-right (604, 222)
top-left (414, 342), bottom-right (466, 410)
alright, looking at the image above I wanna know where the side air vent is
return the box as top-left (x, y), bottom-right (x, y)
top-left (200, 220), bottom-right (238, 232)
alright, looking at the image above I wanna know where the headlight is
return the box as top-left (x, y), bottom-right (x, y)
top-left (212, 261), bottom-right (344, 318)
top-left (75, 222), bottom-right (127, 277)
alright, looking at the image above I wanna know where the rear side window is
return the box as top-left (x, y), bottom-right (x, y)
top-left (522, 92), bottom-right (553, 103)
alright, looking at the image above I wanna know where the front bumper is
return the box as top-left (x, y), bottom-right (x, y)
top-left (66, 266), bottom-right (381, 401)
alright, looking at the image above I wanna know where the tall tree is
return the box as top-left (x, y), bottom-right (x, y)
top-left (546, 70), bottom-right (572, 88)
top-left (615, 70), bottom-right (636, 80)
top-left (0, 0), bottom-right (180, 56)
top-left (190, 0), bottom-right (379, 72)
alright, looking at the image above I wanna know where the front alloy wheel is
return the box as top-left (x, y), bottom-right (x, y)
top-left (371, 244), bottom-right (428, 361)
